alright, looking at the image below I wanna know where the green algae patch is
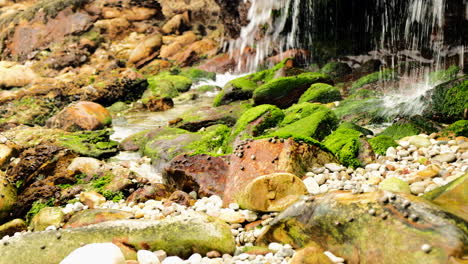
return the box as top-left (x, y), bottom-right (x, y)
top-left (368, 135), bottom-right (398, 155)
top-left (378, 123), bottom-right (420, 140)
top-left (280, 103), bottom-right (329, 126)
top-left (0, 213), bottom-right (236, 264)
top-left (323, 128), bottom-right (362, 168)
top-left (0, 96), bottom-right (60, 126)
top-left (298, 83), bottom-right (342, 104)
top-left (428, 65), bottom-right (460, 84)
top-left (179, 68), bottom-right (216, 82)
top-left (187, 124), bottom-right (231, 155)
top-left (442, 120), bottom-right (468, 137)
top-left (142, 74), bottom-right (193, 102)
top-left (57, 129), bottom-right (119, 158)
top-left (351, 69), bottom-right (396, 91)
top-left (333, 91), bottom-right (385, 125)
top-left (378, 177), bottom-right (411, 194)
top-left (253, 72), bottom-right (331, 108)
top-left (338, 122), bottom-right (373, 136)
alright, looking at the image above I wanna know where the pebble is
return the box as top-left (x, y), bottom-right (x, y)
top-left (421, 244), bottom-right (432, 253)
top-left (324, 251), bottom-right (345, 263)
top-left (432, 153), bottom-right (457, 163)
top-left (161, 256), bottom-right (184, 264)
top-left (303, 177), bottom-right (320, 195)
top-left (137, 250), bottom-right (160, 264)
top-left (59, 243), bottom-right (126, 264)
top-left (325, 163), bottom-right (343, 172)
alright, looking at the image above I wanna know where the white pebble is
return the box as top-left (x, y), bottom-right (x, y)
top-left (138, 250), bottom-right (160, 264)
top-left (162, 256), bottom-right (184, 264)
top-left (60, 243), bottom-right (126, 264)
top-left (324, 251), bottom-right (345, 263)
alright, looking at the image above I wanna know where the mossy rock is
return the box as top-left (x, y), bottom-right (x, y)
top-left (214, 59), bottom-right (293, 106)
top-left (0, 219), bottom-right (26, 238)
top-left (320, 62), bottom-right (352, 80)
top-left (229, 104), bottom-right (284, 148)
top-left (120, 127), bottom-right (187, 152)
top-left (368, 135), bottom-right (398, 155)
top-left (187, 124), bottom-right (231, 155)
top-left (142, 73), bottom-right (193, 102)
top-left (298, 83), bottom-right (342, 104)
top-left (107, 102), bottom-right (130, 113)
top-left (64, 209), bottom-right (134, 229)
top-left (0, 96), bottom-right (60, 127)
top-left (351, 69), bottom-right (396, 92)
top-left (57, 129), bottom-right (119, 158)
top-left (271, 104), bottom-right (338, 141)
top-left (0, 176), bottom-right (16, 223)
top-left (378, 177), bottom-right (411, 194)
top-left (424, 76), bottom-right (468, 123)
top-left (323, 127), bottom-right (362, 168)
top-left (333, 91), bottom-right (385, 125)
top-left (428, 65), bottom-right (460, 84)
top-left (253, 72), bottom-right (331, 108)
top-left (29, 207), bottom-right (64, 231)
top-left (179, 68), bottom-right (216, 83)
top-left (0, 212), bottom-right (236, 264)
top-left (442, 120), bottom-right (468, 137)
top-left (339, 122), bottom-right (373, 136)
top-left (197, 85), bottom-right (220, 93)
top-left (377, 123), bottom-right (420, 140)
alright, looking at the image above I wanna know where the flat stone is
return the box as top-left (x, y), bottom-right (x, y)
top-left (303, 177), bottom-right (320, 195)
top-left (324, 163), bottom-right (343, 172)
top-left (432, 153), bottom-right (457, 163)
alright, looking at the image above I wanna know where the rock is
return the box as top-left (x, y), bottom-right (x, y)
top-left (324, 163), bottom-right (343, 172)
top-left (0, 144), bottom-right (13, 168)
top-left (0, 175), bottom-right (16, 222)
top-left (410, 181), bottom-right (428, 195)
top-left (0, 62), bottom-right (37, 88)
top-left (64, 209), bottom-right (133, 229)
top-left (0, 213), bottom-right (235, 263)
top-left (303, 177), bottom-right (321, 195)
top-left (432, 153), bottom-right (457, 163)
top-left (253, 72), bottom-right (332, 109)
top-left (218, 209), bottom-right (245, 224)
top-left (138, 250), bottom-right (160, 264)
top-left (258, 191), bottom-right (468, 264)
top-left (320, 62), bottom-right (352, 81)
top-left (128, 34), bottom-right (163, 64)
top-left (161, 256), bottom-right (184, 264)
top-left (172, 104), bottom-right (241, 132)
top-left (290, 247), bottom-right (333, 264)
top-left (142, 73), bottom-right (193, 101)
top-left (236, 173), bottom-right (308, 212)
top-left (169, 39), bottom-right (219, 66)
top-left (378, 177), bottom-right (411, 194)
top-left (47, 101), bottom-right (112, 132)
top-left (58, 129), bottom-right (119, 158)
top-left (265, 49), bottom-right (311, 66)
top-left (143, 97), bottom-right (174, 112)
top-left (29, 207), bottom-right (65, 231)
top-left (409, 165), bottom-right (441, 183)
top-left (67, 157), bottom-right (102, 177)
top-left (197, 53), bottom-right (237, 74)
top-left (0, 219), bottom-right (26, 237)
top-left (79, 191), bottom-right (106, 209)
top-left (298, 83), bottom-right (342, 104)
top-left (126, 184), bottom-right (172, 204)
top-left (166, 190), bottom-right (195, 207)
top-left (160, 32), bottom-right (198, 59)
top-left (423, 173), bottom-right (467, 220)
top-left (402, 135), bottom-right (432, 148)
top-left (60, 243), bottom-right (126, 264)
top-left (162, 14), bottom-right (189, 34)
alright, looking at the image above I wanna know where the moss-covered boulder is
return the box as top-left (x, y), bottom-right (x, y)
top-left (423, 173), bottom-right (467, 221)
top-left (253, 72), bottom-right (331, 108)
top-left (351, 69), bottom-right (396, 92)
top-left (338, 122), bottom-right (374, 136)
top-left (0, 219), bottom-right (26, 238)
top-left (64, 209), bottom-right (134, 229)
top-left (377, 123), bottom-right (421, 140)
top-left (368, 135), bottom-right (398, 155)
top-left (0, 175), bottom-right (16, 223)
top-left (424, 76), bottom-right (468, 122)
top-left (258, 191), bottom-right (468, 264)
top-left (442, 120), bottom-right (468, 137)
top-left (0, 212), bottom-right (236, 264)
top-left (29, 207), bottom-right (65, 231)
top-left (322, 128), bottom-right (364, 168)
top-left (213, 59), bottom-right (294, 106)
top-left (57, 129), bottom-right (119, 158)
top-left (298, 83), bottom-right (342, 104)
top-left (320, 62), bottom-right (352, 81)
top-left (333, 89), bottom-right (385, 125)
top-left (378, 177), bottom-right (411, 194)
top-left (179, 68), bottom-right (216, 83)
top-left (270, 103), bottom-right (338, 141)
top-left (142, 73), bottom-right (193, 103)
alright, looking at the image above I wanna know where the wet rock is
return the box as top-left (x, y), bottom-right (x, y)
top-left (197, 53), bottom-right (237, 74)
top-left (60, 243), bottom-right (126, 264)
top-left (169, 39), bottom-right (219, 66)
top-left (259, 191), bottom-right (468, 264)
top-left (0, 144), bottom-right (13, 168)
top-left (265, 49), bottom-right (311, 66)
top-left (46, 101), bottom-right (112, 132)
top-left (143, 97), bottom-right (174, 112)
top-left (0, 174), bottom-right (17, 222)
top-left (64, 209), bottom-right (134, 229)
top-left (57, 129), bottom-right (119, 158)
top-left (172, 104), bottom-right (241, 132)
top-left (0, 219), bottom-right (26, 237)
top-left (0, 212), bottom-right (235, 263)
top-left (79, 191), bottom-right (106, 209)
top-left (126, 184), bottom-right (172, 204)
top-left (162, 14), bottom-right (189, 34)
top-left (0, 62), bottom-right (38, 88)
top-left (165, 190), bottom-right (195, 207)
top-left (236, 173), bottom-right (307, 212)
top-left (423, 173), bottom-right (467, 220)
top-left (290, 246), bottom-right (333, 264)
top-left (402, 135), bottom-right (432, 148)
top-left (128, 34), bottom-right (163, 64)
top-left (29, 207), bottom-right (65, 231)
top-left (378, 177), bottom-right (411, 194)
top-left (67, 157), bottom-right (102, 177)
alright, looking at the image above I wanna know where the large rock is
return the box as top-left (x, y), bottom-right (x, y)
top-left (128, 34), bottom-right (163, 64)
top-left (258, 191), bottom-right (468, 264)
top-left (0, 212), bottom-right (235, 264)
top-left (64, 209), bottom-right (134, 229)
top-left (0, 174), bottom-right (17, 223)
top-left (0, 62), bottom-right (38, 88)
top-left (171, 104), bottom-right (243, 132)
top-left (47, 101), bottom-right (112, 132)
top-left (0, 144), bottom-right (13, 168)
top-left (29, 207), bottom-right (65, 231)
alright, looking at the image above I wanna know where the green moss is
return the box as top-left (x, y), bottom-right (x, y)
top-left (57, 129), bottom-right (119, 158)
top-left (333, 94), bottom-right (386, 124)
top-left (320, 62), bottom-right (352, 79)
top-left (351, 69), bottom-right (396, 91)
top-left (271, 107), bottom-right (338, 141)
top-left (443, 120), bottom-right (468, 137)
top-left (143, 74), bottom-right (193, 102)
top-left (179, 68), bottom-right (216, 82)
top-left (339, 122), bottom-right (373, 136)
top-left (428, 65), bottom-right (460, 84)
top-left (368, 135), bottom-right (398, 155)
top-left (298, 83), bottom-right (342, 104)
top-left (187, 125), bottom-right (231, 155)
top-left (427, 77), bottom-right (468, 122)
top-left (230, 104), bottom-right (285, 141)
top-left (281, 103), bottom-right (330, 126)
top-left (323, 128), bottom-right (362, 168)
top-left (378, 124), bottom-right (420, 140)
top-left (0, 96), bottom-right (59, 126)
top-left (25, 198), bottom-right (55, 223)
top-left (253, 72), bottom-right (330, 107)
top-left (197, 85), bottom-right (220, 93)
top-left (107, 102), bottom-right (129, 113)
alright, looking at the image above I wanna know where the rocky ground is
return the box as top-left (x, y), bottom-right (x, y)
top-left (0, 0), bottom-right (466, 264)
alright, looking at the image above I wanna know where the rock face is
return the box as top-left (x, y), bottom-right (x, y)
top-left (46, 101), bottom-right (112, 132)
top-left (0, 212), bottom-right (236, 264)
top-left (258, 191), bottom-right (468, 264)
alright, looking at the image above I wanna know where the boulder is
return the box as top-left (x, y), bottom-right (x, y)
top-left (197, 53), bottom-right (237, 74)
top-left (0, 212), bottom-right (235, 264)
top-left (46, 101), bottom-right (112, 132)
top-left (161, 14), bottom-right (189, 34)
top-left (63, 209), bottom-right (134, 229)
top-left (171, 104), bottom-right (243, 132)
top-left (298, 83), bottom-right (342, 104)
top-left (258, 191), bottom-right (468, 264)
top-left (0, 62), bottom-right (38, 88)
top-left (126, 184), bottom-right (172, 204)
top-left (0, 219), bottom-right (26, 237)
top-left (59, 243), bottom-right (126, 264)
top-left (29, 207), bottom-right (65, 231)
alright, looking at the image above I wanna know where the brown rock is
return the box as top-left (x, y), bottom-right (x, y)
top-left (160, 31), bottom-right (198, 59)
top-left (290, 247), bottom-right (333, 264)
top-left (0, 62), bottom-right (38, 88)
top-left (162, 13), bottom-right (189, 34)
top-left (165, 190), bottom-right (195, 207)
top-left (46, 101), bottom-right (112, 132)
top-left (170, 39), bottom-right (219, 66)
top-left (63, 209), bottom-right (134, 229)
top-left (197, 53), bottom-right (237, 74)
top-left (409, 164), bottom-right (441, 184)
top-left (0, 219), bottom-right (27, 237)
top-left (265, 49), bottom-right (311, 66)
top-left (128, 34), bottom-right (163, 64)
top-left (79, 191), bottom-right (106, 209)
top-left (126, 184), bottom-right (172, 204)
top-left (143, 97), bottom-right (174, 112)
top-left (206, 250), bottom-right (222, 258)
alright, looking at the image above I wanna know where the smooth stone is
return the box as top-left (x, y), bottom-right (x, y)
top-left (60, 243), bottom-right (125, 264)
top-left (378, 177), bottom-right (411, 194)
top-left (79, 191), bottom-right (106, 209)
top-left (403, 136), bottom-right (432, 148)
top-left (138, 250), bottom-right (160, 264)
top-left (432, 153), bottom-right (457, 163)
top-left (303, 177), bottom-right (321, 195)
top-left (410, 181), bottom-right (428, 195)
top-left (290, 247), bottom-right (333, 264)
top-left (161, 256), bottom-right (184, 264)
top-left (324, 163), bottom-right (343, 172)
top-left (314, 174), bottom-right (327, 185)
